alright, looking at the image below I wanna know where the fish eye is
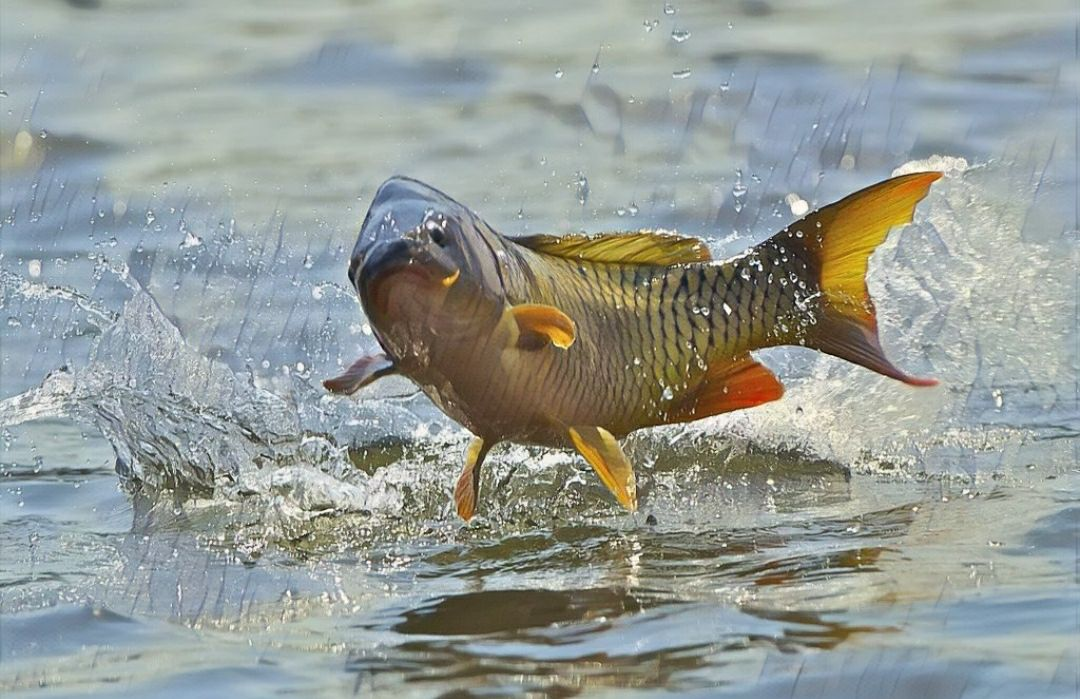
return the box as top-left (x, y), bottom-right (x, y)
top-left (425, 219), bottom-right (449, 247)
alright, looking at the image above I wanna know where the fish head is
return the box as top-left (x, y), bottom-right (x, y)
top-left (349, 176), bottom-right (511, 365)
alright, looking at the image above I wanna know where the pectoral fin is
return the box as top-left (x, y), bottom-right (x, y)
top-left (568, 426), bottom-right (638, 512)
top-left (454, 437), bottom-right (492, 521)
top-left (512, 304), bottom-right (576, 350)
top-left (322, 353), bottom-right (396, 395)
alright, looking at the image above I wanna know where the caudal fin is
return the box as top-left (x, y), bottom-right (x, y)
top-left (779, 172), bottom-right (941, 386)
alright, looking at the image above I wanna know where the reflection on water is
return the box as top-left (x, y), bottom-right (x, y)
top-left (1, 0), bottom-right (1077, 696)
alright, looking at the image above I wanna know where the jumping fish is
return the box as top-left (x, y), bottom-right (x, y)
top-left (325, 172), bottom-right (941, 519)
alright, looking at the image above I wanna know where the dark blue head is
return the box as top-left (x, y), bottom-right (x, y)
top-left (348, 176), bottom-right (513, 360)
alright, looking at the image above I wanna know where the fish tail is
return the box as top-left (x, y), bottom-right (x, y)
top-left (779, 171), bottom-right (941, 386)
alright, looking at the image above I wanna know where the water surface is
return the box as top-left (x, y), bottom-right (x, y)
top-left (1, 1), bottom-right (1077, 696)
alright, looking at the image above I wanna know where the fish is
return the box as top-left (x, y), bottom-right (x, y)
top-left (325, 172), bottom-right (941, 520)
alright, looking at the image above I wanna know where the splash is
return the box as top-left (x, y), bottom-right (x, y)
top-left (677, 155), bottom-right (1077, 475)
top-left (1, 156), bottom-right (1074, 539)
top-left (0, 272), bottom-right (429, 526)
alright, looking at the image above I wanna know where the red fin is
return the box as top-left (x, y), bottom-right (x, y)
top-left (667, 354), bottom-right (785, 423)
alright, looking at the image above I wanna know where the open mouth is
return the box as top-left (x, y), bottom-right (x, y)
top-left (357, 240), bottom-right (460, 321)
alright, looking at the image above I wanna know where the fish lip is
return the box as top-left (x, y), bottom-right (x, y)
top-left (356, 239), bottom-right (460, 315)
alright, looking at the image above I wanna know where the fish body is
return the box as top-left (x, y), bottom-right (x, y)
top-left (327, 173), bottom-right (941, 519)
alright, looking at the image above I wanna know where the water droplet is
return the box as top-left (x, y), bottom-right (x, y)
top-left (145, 210), bottom-right (156, 226)
top-left (302, 254), bottom-right (314, 269)
top-left (628, 202), bottom-right (639, 216)
top-left (554, 68), bottom-right (564, 79)
top-left (38, 129), bottom-right (48, 139)
top-left (27, 259), bottom-right (41, 278)
top-left (785, 192), bottom-right (809, 217)
top-left (671, 29), bottom-right (691, 43)
top-left (643, 18), bottom-right (659, 32)
top-left (740, 267), bottom-right (751, 280)
top-left (991, 388), bottom-right (1004, 409)
top-left (572, 172), bottom-right (589, 206)
top-left (672, 68), bottom-right (692, 80)
top-left (663, 3), bottom-right (676, 15)
top-left (731, 172), bottom-right (748, 213)
top-left (12, 130), bottom-right (33, 165)
top-left (722, 302), bottom-right (733, 315)
top-left (179, 229), bottom-right (202, 249)
top-left (661, 386), bottom-right (675, 401)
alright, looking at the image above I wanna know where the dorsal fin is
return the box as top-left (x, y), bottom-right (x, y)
top-left (512, 231), bottom-right (711, 266)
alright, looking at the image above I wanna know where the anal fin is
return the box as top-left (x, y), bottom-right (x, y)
top-left (322, 353), bottom-right (396, 395)
top-left (666, 354), bottom-right (784, 423)
top-left (568, 426), bottom-right (638, 512)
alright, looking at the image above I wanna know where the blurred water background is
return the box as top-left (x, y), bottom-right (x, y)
top-left (0, 1), bottom-right (1077, 696)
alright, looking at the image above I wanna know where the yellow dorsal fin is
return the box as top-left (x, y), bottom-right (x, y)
top-left (568, 426), bottom-right (638, 511)
top-left (512, 304), bottom-right (576, 350)
top-left (513, 231), bottom-right (711, 266)
top-left (665, 354), bottom-right (785, 424)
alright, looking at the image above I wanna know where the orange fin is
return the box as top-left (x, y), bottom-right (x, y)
top-left (454, 437), bottom-right (491, 521)
top-left (667, 354), bottom-right (784, 423)
top-left (778, 171), bottom-right (941, 386)
top-left (512, 303), bottom-right (576, 350)
top-left (322, 353), bottom-right (396, 394)
top-left (568, 426), bottom-right (638, 512)
top-left (513, 230), bottom-right (711, 265)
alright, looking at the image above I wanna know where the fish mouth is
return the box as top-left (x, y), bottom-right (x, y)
top-left (356, 239), bottom-right (460, 316)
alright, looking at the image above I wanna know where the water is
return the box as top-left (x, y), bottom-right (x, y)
top-left (1, 1), bottom-right (1077, 696)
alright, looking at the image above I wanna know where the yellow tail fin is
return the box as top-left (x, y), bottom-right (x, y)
top-left (780, 172), bottom-right (941, 386)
